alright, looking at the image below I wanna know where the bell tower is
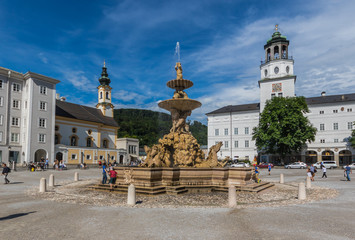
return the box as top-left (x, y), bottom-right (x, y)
top-left (96, 61), bottom-right (114, 117)
top-left (259, 25), bottom-right (296, 112)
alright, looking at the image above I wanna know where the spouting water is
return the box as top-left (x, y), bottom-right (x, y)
top-left (175, 42), bottom-right (180, 62)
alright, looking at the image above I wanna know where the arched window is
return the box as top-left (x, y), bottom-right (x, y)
top-left (102, 139), bottom-right (108, 148)
top-left (70, 135), bottom-right (78, 146)
top-left (100, 92), bottom-right (103, 99)
top-left (282, 45), bottom-right (287, 59)
top-left (267, 48), bottom-right (271, 61)
top-left (106, 92), bottom-right (109, 100)
top-left (86, 137), bottom-right (92, 147)
top-left (274, 46), bottom-right (279, 59)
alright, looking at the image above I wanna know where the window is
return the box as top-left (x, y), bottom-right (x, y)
top-left (333, 123), bottom-right (338, 130)
top-left (224, 128), bottom-right (228, 135)
top-left (12, 100), bottom-right (20, 109)
top-left (70, 136), bottom-right (78, 146)
top-left (11, 133), bottom-right (19, 142)
top-left (40, 86), bottom-right (47, 94)
top-left (88, 129), bottom-right (92, 135)
top-left (319, 111), bottom-right (324, 114)
top-left (103, 139), bottom-right (108, 148)
top-left (11, 117), bottom-right (20, 126)
top-left (215, 129), bottom-right (219, 136)
top-left (39, 134), bottom-right (46, 143)
top-left (320, 139), bottom-right (325, 143)
top-left (245, 127), bottom-right (249, 135)
top-left (0, 132), bottom-right (2, 142)
top-left (0, 115), bottom-right (3, 125)
top-left (129, 145), bottom-right (137, 154)
top-left (0, 80), bottom-right (2, 88)
top-left (0, 97), bottom-right (3, 106)
top-left (347, 108), bottom-right (352, 112)
top-left (111, 156), bottom-right (115, 161)
top-left (72, 127), bottom-right (77, 133)
top-left (271, 93), bottom-right (276, 98)
top-left (334, 139), bottom-right (339, 143)
top-left (245, 140), bottom-right (249, 148)
top-left (224, 141), bottom-right (229, 148)
top-left (100, 92), bottom-right (103, 99)
top-left (39, 101), bottom-right (47, 110)
top-left (278, 93), bottom-right (283, 97)
top-left (55, 134), bottom-right (60, 144)
top-left (71, 154), bottom-right (77, 160)
top-left (234, 141), bottom-right (238, 148)
top-left (55, 125), bottom-right (59, 131)
top-left (12, 83), bottom-right (20, 92)
top-left (86, 138), bottom-right (92, 147)
top-left (348, 122), bottom-right (353, 130)
top-left (39, 118), bottom-right (46, 128)
top-left (106, 92), bottom-right (110, 100)
top-left (234, 128), bottom-right (238, 135)
top-left (333, 110), bottom-right (338, 113)
top-left (320, 124), bottom-right (325, 131)
top-left (99, 155), bottom-right (104, 160)
top-left (86, 155), bottom-right (91, 160)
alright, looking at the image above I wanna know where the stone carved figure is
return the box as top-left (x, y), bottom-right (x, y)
top-left (175, 62), bottom-right (183, 80)
top-left (173, 90), bottom-right (188, 99)
top-left (196, 142), bottom-right (227, 168)
top-left (170, 109), bottom-right (191, 133)
top-left (124, 169), bottom-right (134, 184)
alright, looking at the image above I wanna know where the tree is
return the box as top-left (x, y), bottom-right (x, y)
top-left (350, 122), bottom-right (355, 149)
top-left (252, 96), bottom-right (317, 158)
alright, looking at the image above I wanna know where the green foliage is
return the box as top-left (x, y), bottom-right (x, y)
top-left (114, 109), bottom-right (207, 147)
top-left (350, 122), bottom-right (355, 149)
top-left (252, 96), bottom-right (317, 157)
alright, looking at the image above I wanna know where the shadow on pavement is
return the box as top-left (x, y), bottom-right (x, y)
top-left (0, 211), bottom-right (36, 221)
top-left (9, 182), bottom-right (24, 184)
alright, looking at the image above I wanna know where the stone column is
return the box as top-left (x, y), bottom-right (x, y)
top-left (306, 177), bottom-right (311, 189)
top-left (74, 172), bottom-right (79, 181)
top-left (228, 185), bottom-right (237, 208)
top-left (127, 184), bottom-right (136, 206)
top-left (49, 174), bottom-right (55, 187)
top-left (298, 182), bottom-right (306, 200)
top-left (39, 178), bottom-right (46, 193)
top-left (280, 173), bottom-right (284, 184)
top-left (334, 152), bottom-right (339, 166)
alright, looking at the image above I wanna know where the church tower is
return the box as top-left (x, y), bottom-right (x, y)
top-left (259, 25), bottom-right (296, 112)
top-left (96, 62), bottom-right (114, 117)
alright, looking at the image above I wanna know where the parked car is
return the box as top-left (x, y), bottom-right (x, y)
top-left (284, 162), bottom-right (307, 169)
top-left (313, 161), bottom-right (338, 169)
top-left (231, 162), bottom-right (250, 168)
top-left (257, 163), bottom-right (274, 168)
top-left (343, 163), bottom-right (355, 169)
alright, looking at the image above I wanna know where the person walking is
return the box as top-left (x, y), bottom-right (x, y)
top-left (45, 158), bottom-right (49, 169)
top-left (307, 167), bottom-right (313, 181)
top-left (344, 164), bottom-right (352, 181)
top-left (310, 164), bottom-right (316, 181)
top-left (321, 165), bottom-right (327, 178)
top-left (2, 163), bottom-right (11, 184)
top-left (268, 163), bottom-right (272, 175)
top-left (102, 163), bottom-right (107, 184)
top-left (254, 165), bottom-right (261, 183)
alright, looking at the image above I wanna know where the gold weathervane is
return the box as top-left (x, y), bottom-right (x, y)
top-left (275, 24), bottom-right (278, 32)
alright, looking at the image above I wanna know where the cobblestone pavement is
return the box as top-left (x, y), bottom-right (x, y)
top-left (0, 167), bottom-right (354, 240)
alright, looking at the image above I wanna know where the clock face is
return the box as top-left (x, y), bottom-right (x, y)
top-left (274, 67), bottom-right (279, 74)
top-left (272, 83), bottom-right (282, 92)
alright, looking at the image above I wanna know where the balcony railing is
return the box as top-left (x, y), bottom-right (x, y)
top-left (261, 56), bottom-right (293, 65)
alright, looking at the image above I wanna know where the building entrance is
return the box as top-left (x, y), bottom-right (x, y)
top-left (321, 150), bottom-right (334, 162)
top-left (339, 150), bottom-right (352, 165)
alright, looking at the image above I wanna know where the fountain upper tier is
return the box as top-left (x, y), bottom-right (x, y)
top-left (166, 79), bottom-right (193, 91)
top-left (158, 98), bottom-right (201, 112)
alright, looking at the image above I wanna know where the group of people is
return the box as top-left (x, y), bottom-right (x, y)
top-left (307, 163), bottom-right (353, 181)
top-left (101, 163), bottom-right (118, 191)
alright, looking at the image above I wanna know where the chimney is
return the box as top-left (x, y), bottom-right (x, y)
top-left (321, 91), bottom-right (326, 96)
top-left (56, 93), bottom-right (60, 100)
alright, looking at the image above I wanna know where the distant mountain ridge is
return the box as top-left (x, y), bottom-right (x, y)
top-left (114, 109), bottom-right (207, 147)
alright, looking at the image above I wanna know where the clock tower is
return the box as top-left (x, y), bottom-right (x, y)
top-left (259, 25), bottom-right (296, 112)
top-left (96, 61), bottom-right (114, 117)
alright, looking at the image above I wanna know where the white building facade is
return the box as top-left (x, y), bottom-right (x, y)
top-left (207, 27), bottom-right (355, 165)
top-left (0, 67), bottom-right (59, 165)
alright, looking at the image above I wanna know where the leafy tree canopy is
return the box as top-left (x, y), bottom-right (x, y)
top-left (350, 122), bottom-right (355, 149)
top-left (252, 96), bottom-right (317, 157)
top-left (114, 109), bottom-right (207, 147)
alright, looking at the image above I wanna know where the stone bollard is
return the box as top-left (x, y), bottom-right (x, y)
top-left (127, 184), bottom-right (136, 206)
top-left (306, 177), bottom-right (311, 189)
top-left (228, 185), bottom-right (237, 208)
top-left (39, 178), bottom-right (47, 193)
top-left (49, 174), bottom-right (55, 187)
top-left (74, 172), bottom-right (79, 181)
top-left (280, 173), bottom-right (284, 184)
top-left (298, 182), bottom-right (306, 200)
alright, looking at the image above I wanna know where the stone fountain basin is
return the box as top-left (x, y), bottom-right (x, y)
top-left (167, 79), bottom-right (193, 91)
top-left (158, 99), bottom-right (202, 112)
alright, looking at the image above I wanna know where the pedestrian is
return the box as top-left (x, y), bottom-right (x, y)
top-left (108, 163), bottom-right (113, 171)
top-left (45, 158), bottom-right (49, 169)
top-left (344, 164), bottom-right (352, 181)
top-left (307, 167), bottom-right (313, 181)
top-left (310, 164), bottom-right (316, 181)
top-left (109, 168), bottom-right (117, 191)
top-left (268, 163), bottom-right (272, 175)
top-left (102, 163), bottom-right (107, 184)
top-left (2, 163), bottom-right (11, 184)
top-left (254, 165), bottom-right (261, 183)
top-left (321, 165), bottom-right (327, 178)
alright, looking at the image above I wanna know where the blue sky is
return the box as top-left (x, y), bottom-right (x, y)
top-left (1, 0), bottom-right (355, 123)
